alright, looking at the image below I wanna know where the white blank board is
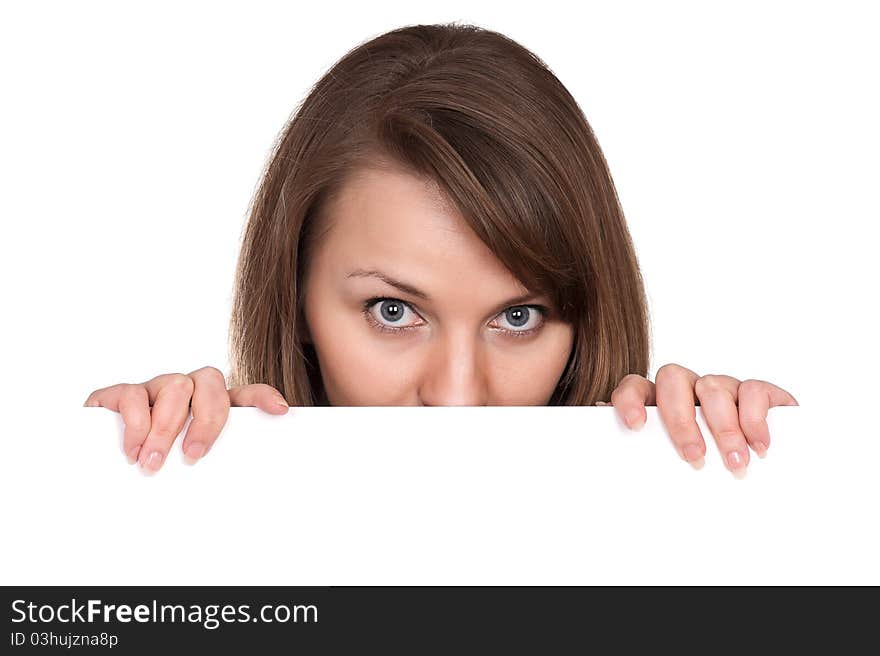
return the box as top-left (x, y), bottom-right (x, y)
top-left (1, 406), bottom-right (876, 585)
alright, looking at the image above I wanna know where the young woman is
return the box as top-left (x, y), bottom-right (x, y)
top-left (83, 23), bottom-right (797, 478)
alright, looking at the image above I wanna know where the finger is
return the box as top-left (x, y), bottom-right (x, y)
top-left (228, 384), bottom-right (289, 414)
top-left (84, 384), bottom-right (152, 464)
top-left (137, 374), bottom-right (194, 473)
top-left (609, 374), bottom-right (656, 430)
top-left (83, 387), bottom-right (108, 407)
top-left (769, 384), bottom-right (799, 406)
top-left (181, 367), bottom-right (231, 464)
top-left (736, 379), bottom-right (798, 458)
top-left (654, 363), bottom-right (706, 469)
top-left (84, 385), bottom-right (134, 409)
top-left (117, 385), bottom-right (152, 463)
top-left (694, 374), bottom-right (749, 478)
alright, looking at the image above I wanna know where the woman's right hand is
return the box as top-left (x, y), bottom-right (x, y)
top-left (82, 366), bottom-right (289, 472)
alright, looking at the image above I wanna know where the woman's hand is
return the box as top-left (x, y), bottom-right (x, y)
top-left (598, 363), bottom-right (799, 477)
top-left (83, 366), bottom-right (288, 473)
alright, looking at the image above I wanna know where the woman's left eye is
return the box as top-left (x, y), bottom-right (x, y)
top-left (490, 305), bottom-right (546, 336)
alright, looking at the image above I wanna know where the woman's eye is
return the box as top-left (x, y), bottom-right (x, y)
top-left (493, 306), bottom-right (545, 335)
top-left (364, 298), bottom-right (423, 330)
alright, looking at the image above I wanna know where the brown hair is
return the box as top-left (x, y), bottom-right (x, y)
top-left (228, 22), bottom-right (651, 405)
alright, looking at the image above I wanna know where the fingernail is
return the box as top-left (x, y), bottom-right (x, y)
top-left (681, 444), bottom-right (704, 469)
top-left (142, 450), bottom-right (164, 472)
top-left (184, 442), bottom-right (206, 465)
top-left (727, 450), bottom-right (747, 478)
top-left (625, 410), bottom-right (644, 431)
top-left (753, 441), bottom-right (768, 458)
top-left (126, 446), bottom-right (141, 465)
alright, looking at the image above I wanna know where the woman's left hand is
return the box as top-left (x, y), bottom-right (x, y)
top-left (599, 363), bottom-right (799, 477)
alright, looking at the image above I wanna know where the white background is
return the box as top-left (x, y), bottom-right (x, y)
top-left (1, 1), bottom-right (878, 584)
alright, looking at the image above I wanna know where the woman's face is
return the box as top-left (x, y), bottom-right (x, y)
top-left (302, 166), bottom-right (575, 406)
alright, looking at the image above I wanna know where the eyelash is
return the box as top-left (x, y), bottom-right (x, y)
top-left (361, 296), bottom-right (548, 339)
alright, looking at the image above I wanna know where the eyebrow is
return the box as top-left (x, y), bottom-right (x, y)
top-left (346, 268), bottom-right (540, 309)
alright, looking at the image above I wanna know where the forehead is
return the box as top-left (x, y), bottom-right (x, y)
top-left (314, 166), bottom-right (525, 291)
top-left (332, 166), bottom-right (462, 244)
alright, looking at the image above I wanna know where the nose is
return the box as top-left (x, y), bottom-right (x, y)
top-left (418, 331), bottom-right (488, 406)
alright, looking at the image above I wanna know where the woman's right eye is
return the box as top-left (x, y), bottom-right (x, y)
top-left (362, 298), bottom-right (425, 333)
